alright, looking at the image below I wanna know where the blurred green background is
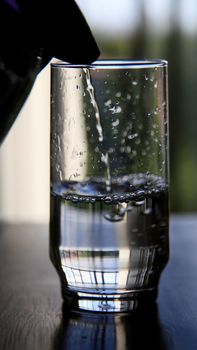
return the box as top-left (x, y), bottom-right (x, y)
top-left (76, 0), bottom-right (197, 212)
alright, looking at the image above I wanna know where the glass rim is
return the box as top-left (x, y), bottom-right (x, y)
top-left (51, 59), bottom-right (168, 70)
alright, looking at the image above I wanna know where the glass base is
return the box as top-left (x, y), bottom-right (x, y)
top-left (61, 287), bottom-right (158, 313)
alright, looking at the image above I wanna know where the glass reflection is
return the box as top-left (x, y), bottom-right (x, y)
top-left (54, 302), bottom-right (169, 350)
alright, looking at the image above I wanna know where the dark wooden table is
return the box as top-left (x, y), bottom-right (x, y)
top-left (0, 216), bottom-right (197, 350)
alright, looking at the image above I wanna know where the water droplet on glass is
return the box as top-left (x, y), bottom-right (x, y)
top-left (135, 139), bottom-right (141, 145)
top-left (94, 146), bottom-right (99, 153)
top-left (109, 105), bottom-right (122, 114)
top-left (112, 119), bottom-right (120, 127)
top-left (132, 78), bottom-right (138, 86)
top-left (154, 107), bottom-right (161, 115)
top-left (127, 93), bottom-right (131, 100)
top-left (132, 150), bottom-right (137, 157)
top-left (128, 132), bottom-right (138, 140)
top-left (115, 92), bottom-right (121, 97)
top-left (104, 99), bottom-right (112, 106)
top-left (108, 147), bottom-right (114, 154)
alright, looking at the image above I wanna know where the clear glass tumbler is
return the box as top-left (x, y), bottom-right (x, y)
top-left (50, 60), bottom-right (169, 313)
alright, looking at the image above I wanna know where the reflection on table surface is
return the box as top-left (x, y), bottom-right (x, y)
top-left (54, 302), bottom-right (169, 350)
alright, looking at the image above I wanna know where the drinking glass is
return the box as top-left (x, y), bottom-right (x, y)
top-left (50, 60), bottom-right (169, 313)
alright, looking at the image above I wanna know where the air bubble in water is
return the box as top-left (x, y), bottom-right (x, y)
top-left (143, 208), bottom-right (152, 215)
top-left (133, 200), bottom-right (145, 206)
top-left (71, 196), bottom-right (79, 203)
top-left (104, 196), bottom-right (112, 204)
top-left (104, 203), bottom-right (127, 222)
top-left (90, 198), bottom-right (96, 203)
